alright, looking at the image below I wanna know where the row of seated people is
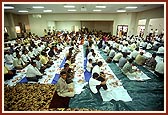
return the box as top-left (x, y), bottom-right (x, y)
top-left (85, 55), bottom-right (120, 95)
top-left (55, 47), bottom-right (81, 98)
top-left (85, 42), bottom-right (164, 80)
top-left (5, 41), bottom-right (82, 87)
top-left (104, 46), bottom-right (164, 78)
top-left (4, 36), bottom-right (77, 82)
top-left (98, 35), bottom-right (164, 57)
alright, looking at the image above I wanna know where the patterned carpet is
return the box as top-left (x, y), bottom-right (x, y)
top-left (3, 83), bottom-right (96, 111)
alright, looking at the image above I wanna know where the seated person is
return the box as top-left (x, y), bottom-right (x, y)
top-left (21, 49), bottom-right (31, 65)
top-left (129, 47), bottom-right (139, 60)
top-left (4, 65), bottom-right (16, 81)
top-left (122, 58), bottom-right (140, 77)
top-left (48, 46), bottom-right (57, 58)
top-left (97, 72), bottom-right (108, 90)
top-left (113, 52), bottom-right (123, 63)
top-left (89, 52), bottom-right (98, 66)
top-left (61, 63), bottom-right (74, 84)
top-left (157, 45), bottom-right (164, 56)
top-left (107, 46), bottom-right (115, 58)
top-left (92, 61), bottom-right (103, 75)
top-left (135, 52), bottom-right (146, 65)
top-left (65, 55), bottom-right (76, 69)
top-left (39, 51), bottom-right (53, 68)
top-left (118, 53), bottom-right (127, 68)
top-left (85, 45), bottom-right (90, 57)
top-left (34, 55), bottom-right (47, 73)
top-left (56, 71), bottom-right (75, 97)
top-left (89, 72), bottom-right (107, 94)
top-left (145, 53), bottom-right (157, 71)
top-left (13, 53), bottom-right (26, 70)
top-left (103, 43), bottom-right (110, 53)
top-left (4, 50), bottom-right (14, 65)
top-left (146, 42), bottom-right (153, 50)
top-left (86, 59), bottom-right (93, 73)
top-left (26, 61), bottom-right (43, 82)
top-left (154, 60), bottom-right (164, 78)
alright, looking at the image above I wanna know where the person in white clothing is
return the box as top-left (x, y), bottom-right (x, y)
top-left (129, 47), bottom-right (139, 60)
top-left (4, 51), bottom-right (14, 65)
top-left (89, 72), bottom-right (107, 94)
top-left (92, 61), bottom-right (103, 75)
top-left (87, 49), bottom-right (94, 59)
top-left (26, 61), bottom-right (43, 82)
top-left (89, 52), bottom-right (98, 66)
top-left (154, 60), bottom-right (164, 78)
top-left (13, 53), bottom-right (26, 70)
top-left (157, 45), bottom-right (164, 55)
top-left (108, 46), bottom-right (115, 58)
top-left (86, 59), bottom-right (93, 73)
top-left (146, 42), bottom-right (153, 50)
top-left (21, 50), bottom-right (31, 65)
top-left (113, 52), bottom-right (123, 63)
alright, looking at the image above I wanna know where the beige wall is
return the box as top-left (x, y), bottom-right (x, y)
top-left (81, 21), bottom-right (113, 33)
top-left (56, 21), bottom-right (81, 32)
top-left (136, 6), bottom-right (164, 36)
top-left (28, 13), bottom-right (117, 36)
top-left (4, 6), bottom-right (164, 38)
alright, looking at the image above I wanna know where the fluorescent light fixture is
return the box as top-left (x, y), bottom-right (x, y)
top-left (64, 5), bottom-right (75, 8)
top-left (32, 6), bottom-right (44, 9)
top-left (96, 6), bottom-right (106, 8)
top-left (125, 6), bottom-right (138, 9)
top-left (117, 10), bottom-right (126, 12)
top-left (18, 10), bottom-right (28, 13)
top-left (93, 9), bottom-right (102, 12)
top-left (68, 9), bottom-right (76, 12)
top-left (4, 6), bottom-right (14, 9)
top-left (43, 10), bottom-right (52, 12)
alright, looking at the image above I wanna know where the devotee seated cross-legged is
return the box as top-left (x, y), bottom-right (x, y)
top-left (56, 71), bottom-right (75, 97)
top-left (89, 72), bottom-right (108, 94)
top-left (26, 61), bottom-right (43, 82)
top-left (4, 65), bottom-right (16, 81)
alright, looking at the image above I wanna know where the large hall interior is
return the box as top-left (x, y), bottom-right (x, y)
top-left (3, 2), bottom-right (166, 112)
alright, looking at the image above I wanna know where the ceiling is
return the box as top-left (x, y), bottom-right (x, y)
top-left (3, 2), bottom-right (164, 14)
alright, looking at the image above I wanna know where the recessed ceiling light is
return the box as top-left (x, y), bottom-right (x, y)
top-left (93, 9), bottom-right (102, 12)
top-left (18, 10), bottom-right (28, 13)
top-left (43, 10), bottom-right (52, 12)
top-left (125, 6), bottom-right (138, 9)
top-left (4, 6), bottom-right (14, 9)
top-left (32, 6), bottom-right (44, 9)
top-left (96, 6), bottom-right (106, 8)
top-left (64, 5), bottom-right (75, 8)
top-left (68, 9), bottom-right (76, 12)
top-left (117, 10), bottom-right (126, 12)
